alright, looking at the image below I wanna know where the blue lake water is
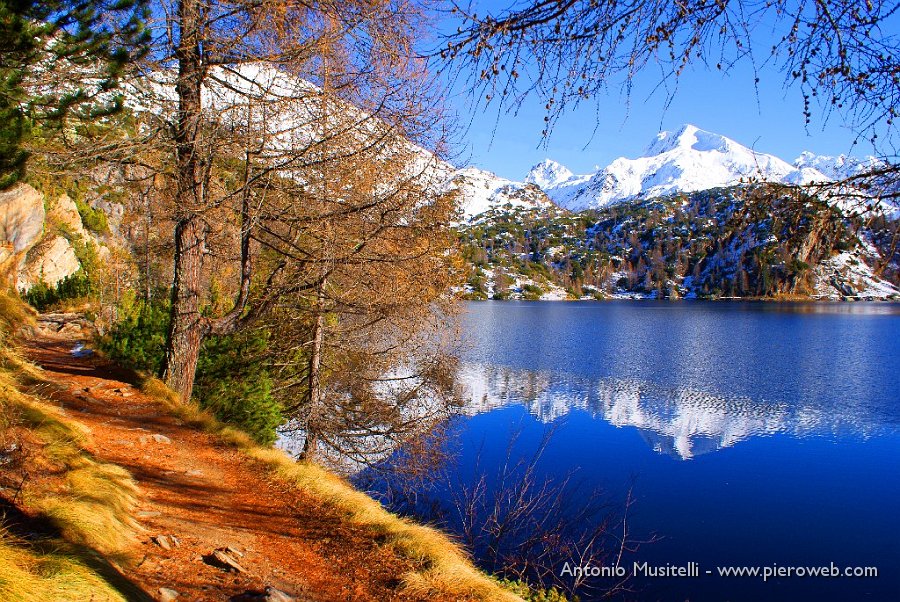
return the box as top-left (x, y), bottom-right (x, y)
top-left (371, 301), bottom-right (900, 602)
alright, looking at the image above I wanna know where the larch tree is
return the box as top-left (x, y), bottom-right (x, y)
top-left (223, 32), bottom-right (459, 463)
top-left (134, 0), bottom-right (454, 405)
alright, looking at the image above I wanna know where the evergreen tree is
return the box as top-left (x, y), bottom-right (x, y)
top-left (0, 0), bottom-right (149, 188)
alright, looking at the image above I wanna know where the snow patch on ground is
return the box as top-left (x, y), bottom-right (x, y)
top-left (812, 251), bottom-right (900, 300)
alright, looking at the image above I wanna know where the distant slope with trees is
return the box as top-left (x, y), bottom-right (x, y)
top-left (457, 184), bottom-right (900, 300)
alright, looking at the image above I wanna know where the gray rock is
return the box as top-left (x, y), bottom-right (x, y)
top-left (58, 322), bottom-right (84, 337)
top-left (151, 535), bottom-right (172, 550)
top-left (141, 433), bottom-right (172, 445)
top-left (204, 548), bottom-right (247, 573)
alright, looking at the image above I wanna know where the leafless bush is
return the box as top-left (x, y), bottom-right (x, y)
top-left (358, 420), bottom-right (652, 598)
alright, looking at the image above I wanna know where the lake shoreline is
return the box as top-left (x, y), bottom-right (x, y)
top-left (462, 296), bottom-right (900, 303)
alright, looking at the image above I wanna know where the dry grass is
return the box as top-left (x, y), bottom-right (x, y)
top-left (0, 530), bottom-right (133, 602)
top-left (248, 447), bottom-right (522, 601)
top-left (0, 293), bottom-right (145, 601)
top-left (1, 382), bottom-right (141, 559)
top-left (139, 376), bottom-right (523, 601)
top-left (0, 290), bottom-right (36, 335)
top-left (2, 291), bottom-right (520, 600)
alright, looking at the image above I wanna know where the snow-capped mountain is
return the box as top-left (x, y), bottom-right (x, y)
top-left (534, 124), bottom-right (833, 211)
top-left (524, 159), bottom-right (575, 189)
top-left (793, 151), bottom-right (884, 181)
top-left (455, 125), bottom-right (896, 220)
top-left (123, 65), bottom-right (889, 222)
top-left (446, 167), bottom-right (554, 220)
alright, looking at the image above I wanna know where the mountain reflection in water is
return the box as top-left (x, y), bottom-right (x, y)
top-left (459, 363), bottom-right (897, 459)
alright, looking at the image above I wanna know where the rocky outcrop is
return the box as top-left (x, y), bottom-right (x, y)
top-left (0, 183), bottom-right (45, 253)
top-left (1, 184), bottom-right (46, 283)
top-left (35, 313), bottom-right (96, 337)
top-left (17, 235), bottom-right (81, 290)
top-left (1, 186), bottom-right (92, 291)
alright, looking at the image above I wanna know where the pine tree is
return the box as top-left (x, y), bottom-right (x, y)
top-left (0, 0), bottom-right (149, 188)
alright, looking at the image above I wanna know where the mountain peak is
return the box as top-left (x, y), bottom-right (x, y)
top-left (643, 124), bottom-right (734, 157)
top-left (525, 159), bottom-right (574, 189)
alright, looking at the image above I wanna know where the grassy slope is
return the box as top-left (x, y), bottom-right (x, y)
top-left (0, 294), bottom-right (148, 601)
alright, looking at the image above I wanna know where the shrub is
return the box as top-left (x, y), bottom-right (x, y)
top-left (522, 283), bottom-right (543, 300)
top-left (23, 270), bottom-right (92, 311)
top-left (99, 294), bottom-right (169, 374)
top-left (74, 198), bottom-right (108, 234)
top-left (100, 295), bottom-right (283, 444)
top-left (194, 329), bottom-right (283, 446)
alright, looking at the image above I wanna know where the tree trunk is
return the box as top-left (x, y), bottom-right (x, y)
top-left (162, 215), bottom-right (208, 402)
top-left (162, 0), bottom-right (207, 402)
top-left (301, 282), bottom-right (327, 459)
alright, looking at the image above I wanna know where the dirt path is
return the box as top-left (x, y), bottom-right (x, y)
top-left (22, 333), bottom-right (429, 602)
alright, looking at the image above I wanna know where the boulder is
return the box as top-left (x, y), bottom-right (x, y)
top-left (138, 433), bottom-right (172, 445)
top-left (0, 183), bottom-right (45, 253)
top-left (17, 235), bottom-right (81, 290)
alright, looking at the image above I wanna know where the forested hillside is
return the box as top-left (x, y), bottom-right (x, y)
top-left (458, 184), bottom-right (900, 301)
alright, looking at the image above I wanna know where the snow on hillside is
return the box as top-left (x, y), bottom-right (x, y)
top-left (793, 151), bottom-right (883, 181)
top-left (535, 124), bottom-right (832, 210)
top-left (125, 62), bottom-right (455, 193)
top-left (123, 69), bottom-right (891, 222)
top-left (524, 159), bottom-right (575, 189)
top-left (125, 63), bottom-right (565, 221)
top-left (446, 167), bottom-right (554, 219)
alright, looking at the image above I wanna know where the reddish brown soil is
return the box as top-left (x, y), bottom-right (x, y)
top-left (21, 334), bottom-right (434, 602)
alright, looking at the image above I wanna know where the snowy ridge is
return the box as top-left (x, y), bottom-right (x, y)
top-left (122, 67), bottom-right (892, 221)
top-left (793, 151), bottom-right (884, 181)
top-left (524, 159), bottom-right (575, 189)
top-left (535, 124), bottom-right (833, 210)
top-left (445, 167), bottom-right (554, 219)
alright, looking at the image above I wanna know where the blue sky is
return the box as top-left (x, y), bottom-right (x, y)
top-left (438, 8), bottom-right (885, 181)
